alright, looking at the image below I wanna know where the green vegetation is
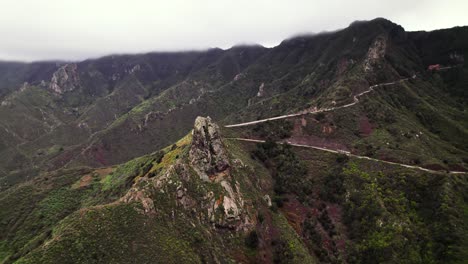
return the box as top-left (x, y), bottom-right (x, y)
top-left (251, 120), bottom-right (293, 140)
top-left (0, 18), bottom-right (467, 263)
top-left (319, 162), bottom-right (468, 263)
top-left (17, 203), bottom-right (203, 264)
top-left (252, 140), bottom-right (310, 200)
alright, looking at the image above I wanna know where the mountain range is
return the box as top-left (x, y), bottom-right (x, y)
top-left (0, 18), bottom-right (467, 263)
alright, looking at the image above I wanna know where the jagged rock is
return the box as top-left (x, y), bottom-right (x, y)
top-left (233, 73), bottom-right (243, 81)
top-left (364, 35), bottom-right (387, 72)
top-left (256, 82), bottom-right (265, 97)
top-left (121, 188), bottom-right (156, 214)
top-left (263, 194), bottom-right (272, 207)
top-left (122, 117), bottom-right (252, 231)
top-left (129, 64), bottom-right (141, 74)
top-left (189, 116), bottom-right (230, 181)
top-left (49, 64), bottom-right (80, 94)
top-left (20, 82), bottom-right (29, 92)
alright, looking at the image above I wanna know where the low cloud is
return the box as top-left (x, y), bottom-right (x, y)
top-left (0, 0), bottom-right (467, 61)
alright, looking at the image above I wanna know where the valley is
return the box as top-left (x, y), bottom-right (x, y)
top-left (0, 18), bottom-right (467, 263)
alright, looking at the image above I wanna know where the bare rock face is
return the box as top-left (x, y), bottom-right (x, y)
top-left (364, 35), bottom-right (387, 72)
top-left (49, 64), bottom-right (80, 94)
top-left (256, 82), bottom-right (265, 97)
top-left (189, 116), bottom-right (230, 181)
top-left (123, 117), bottom-right (252, 231)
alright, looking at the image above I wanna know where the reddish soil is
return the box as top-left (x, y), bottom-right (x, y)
top-left (94, 167), bottom-right (115, 178)
top-left (335, 238), bottom-right (347, 252)
top-left (280, 195), bottom-right (312, 234)
top-left (423, 163), bottom-right (447, 171)
top-left (448, 164), bottom-right (468, 172)
top-left (49, 148), bottom-right (77, 169)
top-left (292, 118), bottom-right (305, 136)
top-left (73, 174), bottom-right (93, 189)
top-left (326, 203), bottom-right (342, 225)
top-left (257, 207), bottom-right (279, 264)
top-left (377, 152), bottom-right (402, 163)
top-left (288, 116), bottom-right (349, 151)
top-left (358, 115), bottom-right (373, 136)
top-left (92, 144), bottom-right (107, 165)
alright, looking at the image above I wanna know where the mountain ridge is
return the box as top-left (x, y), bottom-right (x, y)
top-left (0, 17), bottom-right (467, 263)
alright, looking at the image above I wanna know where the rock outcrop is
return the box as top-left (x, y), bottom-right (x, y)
top-left (122, 116), bottom-right (252, 231)
top-left (256, 82), bottom-right (265, 97)
top-left (364, 35), bottom-right (387, 72)
top-left (189, 116), bottom-right (230, 181)
top-left (49, 64), bottom-right (80, 94)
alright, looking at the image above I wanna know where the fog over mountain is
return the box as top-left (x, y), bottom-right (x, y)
top-left (1, 1), bottom-right (468, 263)
top-left (1, 0), bottom-right (467, 61)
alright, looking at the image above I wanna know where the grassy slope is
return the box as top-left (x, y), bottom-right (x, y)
top-left (242, 139), bottom-right (468, 263)
top-left (1, 132), bottom-right (318, 264)
top-left (0, 126), bottom-right (466, 263)
top-left (0, 19), bottom-right (467, 264)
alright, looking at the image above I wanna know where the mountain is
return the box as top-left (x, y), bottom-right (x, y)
top-left (0, 18), bottom-right (467, 263)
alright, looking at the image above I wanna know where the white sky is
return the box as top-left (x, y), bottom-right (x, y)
top-left (0, 0), bottom-right (467, 62)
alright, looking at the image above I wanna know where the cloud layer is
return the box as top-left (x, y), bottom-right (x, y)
top-left (1, 0), bottom-right (467, 61)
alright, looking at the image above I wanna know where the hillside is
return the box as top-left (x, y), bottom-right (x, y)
top-left (1, 117), bottom-right (466, 263)
top-left (0, 18), bottom-right (467, 263)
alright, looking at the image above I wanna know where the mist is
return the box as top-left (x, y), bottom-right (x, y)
top-left (1, 0), bottom-right (467, 61)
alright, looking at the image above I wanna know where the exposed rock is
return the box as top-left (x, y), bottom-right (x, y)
top-left (0, 100), bottom-right (11, 107)
top-left (129, 64), bottom-right (141, 74)
top-left (256, 82), bottom-right (265, 97)
top-left (122, 187), bottom-right (156, 214)
top-left (263, 194), bottom-right (272, 207)
top-left (364, 35), bottom-right (387, 72)
top-left (233, 73), bottom-right (243, 81)
top-left (122, 117), bottom-right (253, 231)
top-left (49, 64), bottom-right (80, 94)
top-left (20, 82), bottom-right (29, 92)
top-left (189, 116), bottom-right (230, 181)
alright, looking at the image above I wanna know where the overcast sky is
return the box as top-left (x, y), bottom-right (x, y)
top-left (1, 0), bottom-right (467, 62)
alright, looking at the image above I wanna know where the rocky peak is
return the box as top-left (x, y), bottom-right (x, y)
top-left (49, 63), bottom-right (80, 94)
top-left (122, 117), bottom-right (251, 230)
top-left (189, 116), bottom-right (230, 181)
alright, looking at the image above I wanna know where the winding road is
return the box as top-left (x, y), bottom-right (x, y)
top-left (228, 138), bottom-right (467, 175)
top-left (225, 76), bottom-right (414, 128)
top-left (224, 74), bottom-right (467, 175)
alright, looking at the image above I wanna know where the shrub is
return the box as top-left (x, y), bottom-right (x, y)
top-left (245, 230), bottom-right (259, 249)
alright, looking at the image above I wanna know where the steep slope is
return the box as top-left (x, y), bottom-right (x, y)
top-left (1, 17), bottom-right (468, 264)
top-left (1, 117), bottom-right (466, 264)
top-left (0, 47), bottom-right (268, 187)
top-left (0, 117), bottom-right (316, 263)
top-left (1, 18), bottom-right (467, 188)
top-left (223, 19), bottom-right (468, 171)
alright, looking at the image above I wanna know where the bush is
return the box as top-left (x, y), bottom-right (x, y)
top-left (336, 154), bottom-right (349, 163)
top-left (252, 120), bottom-right (293, 140)
top-left (245, 230), bottom-right (259, 249)
top-left (251, 141), bottom-right (309, 199)
top-left (315, 112), bottom-right (326, 121)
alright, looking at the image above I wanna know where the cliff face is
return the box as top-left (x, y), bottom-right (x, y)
top-left (363, 34), bottom-right (387, 72)
top-left (189, 116), bottom-right (230, 181)
top-left (49, 63), bottom-right (80, 94)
